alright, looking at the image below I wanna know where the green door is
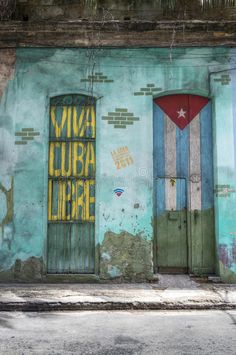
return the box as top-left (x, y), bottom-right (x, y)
top-left (155, 177), bottom-right (188, 273)
top-left (47, 95), bottom-right (95, 274)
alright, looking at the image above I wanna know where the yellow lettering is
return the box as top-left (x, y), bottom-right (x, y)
top-left (48, 101), bottom-right (96, 223)
top-left (87, 180), bottom-right (95, 222)
top-left (48, 180), bottom-right (59, 221)
top-left (76, 180), bottom-right (85, 220)
top-left (73, 106), bottom-right (85, 137)
top-left (88, 106), bottom-right (96, 138)
top-left (85, 142), bottom-right (95, 176)
top-left (60, 180), bottom-right (72, 221)
top-left (73, 142), bottom-right (85, 176)
top-left (61, 143), bottom-right (72, 177)
top-left (51, 106), bottom-right (68, 138)
top-left (49, 142), bottom-right (61, 177)
top-left (73, 106), bottom-right (95, 138)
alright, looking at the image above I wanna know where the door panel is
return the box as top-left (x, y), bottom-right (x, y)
top-left (156, 177), bottom-right (187, 270)
top-left (47, 94), bottom-right (95, 274)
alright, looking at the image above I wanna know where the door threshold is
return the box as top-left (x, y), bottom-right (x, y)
top-left (158, 267), bottom-right (188, 274)
top-left (44, 273), bottom-right (99, 283)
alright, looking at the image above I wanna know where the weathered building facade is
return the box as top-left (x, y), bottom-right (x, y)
top-left (1, 1), bottom-right (236, 282)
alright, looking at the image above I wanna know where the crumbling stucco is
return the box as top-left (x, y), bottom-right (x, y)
top-left (0, 256), bottom-right (44, 282)
top-left (219, 261), bottom-right (236, 283)
top-left (0, 49), bottom-right (16, 98)
top-left (100, 231), bottom-right (153, 282)
top-left (13, 257), bottom-right (43, 281)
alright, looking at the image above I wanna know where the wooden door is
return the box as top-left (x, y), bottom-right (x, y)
top-left (153, 94), bottom-right (216, 275)
top-left (47, 94), bottom-right (95, 274)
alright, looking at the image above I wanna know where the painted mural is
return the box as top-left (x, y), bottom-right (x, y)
top-left (0, 47), bottom-right (236, 282)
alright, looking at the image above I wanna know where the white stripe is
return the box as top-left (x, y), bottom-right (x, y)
top-left (189, 115), bottom-right (201, 211)
top-left (165, 115), bottom-right (176, 210)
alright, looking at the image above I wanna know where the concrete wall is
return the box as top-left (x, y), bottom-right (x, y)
top-left (0, 47), bottom-right (236, 282)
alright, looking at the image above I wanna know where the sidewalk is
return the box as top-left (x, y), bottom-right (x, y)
top-left (0, 275), bottom-right (235, 311)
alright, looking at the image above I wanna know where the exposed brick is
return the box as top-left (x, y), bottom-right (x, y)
top-left (22, 128), bottom-right (34, 131)
top-left (121, 113), bottom-right (133, 117)
top-left (15, 132), bottom-right (28, 136)
top-left (108, 112), bottom-right (120, 116)
top-left (115, 108), bottom-right (128, 112)
top-left (114, 125), bottom-right (126, 128)
top-left (147, 84), bottom-right (155, 87)
top-left (145, 92), bottom-right (153, 95)
top-left (134, 92), bottom-right (144, 95)
top-left (22, 136), bottom-right (34, 140)
top-left (15, 141), bottom-right (27, 145)
top-left (141, 88), bottom-right (150, 91)
top-left (28, 132), bottom-right (40, 136)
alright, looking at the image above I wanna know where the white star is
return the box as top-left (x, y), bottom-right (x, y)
top-left (177, 108), bottom-right (186, 118)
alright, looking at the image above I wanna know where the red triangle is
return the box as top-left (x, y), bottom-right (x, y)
top-left (154, 94), bottom-right (209, 130)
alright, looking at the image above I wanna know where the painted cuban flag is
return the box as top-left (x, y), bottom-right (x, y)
top-left (153, 94), bottom-right (213, 213)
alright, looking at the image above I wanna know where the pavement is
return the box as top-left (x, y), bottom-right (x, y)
top-left (0, 274), bottom-right (235, 311)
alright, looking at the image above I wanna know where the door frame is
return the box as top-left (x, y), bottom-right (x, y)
top-left (152, 91), bottom-right (216, 276)
top-left (44, 92), bottom-right (99, 280)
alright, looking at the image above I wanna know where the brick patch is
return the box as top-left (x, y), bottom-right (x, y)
top-left (15, 128), bottom-right (40, 145)
top-left (102, 108), bottom-right (140, 129)
top-left (81, 72), bottom-right (114, 84)
top-left (134, 83), bottom-right (162, 96)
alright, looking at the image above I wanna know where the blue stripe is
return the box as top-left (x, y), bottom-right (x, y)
top-left (153, 103), bottom-right (165, 215)
top-left (156, 178), bottom-right (165, 216)
top-left (176, 125), bottom-right (189, 210)
top-left (153, 103), bottom-right (165, 177)
top-left (201, 101), bottom-right (214, 209)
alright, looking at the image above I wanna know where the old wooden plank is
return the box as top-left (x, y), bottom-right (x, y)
top-left (0, 21), bottom-right (236, 47)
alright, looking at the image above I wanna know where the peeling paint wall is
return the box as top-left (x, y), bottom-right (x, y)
top-left (0, 47), bottom-right (236, 282)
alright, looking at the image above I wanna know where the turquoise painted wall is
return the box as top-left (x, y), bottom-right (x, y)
top-left (0, 47), bottom-right (235, 281)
